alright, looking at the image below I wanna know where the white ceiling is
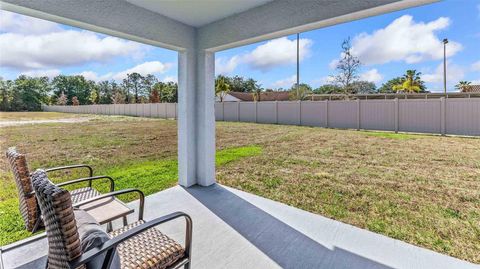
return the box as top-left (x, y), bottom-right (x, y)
top-left (125, 0), bottom-right (274, 27)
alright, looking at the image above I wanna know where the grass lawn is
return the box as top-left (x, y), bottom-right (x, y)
top-left (0, 112), bottom-right (479, 263)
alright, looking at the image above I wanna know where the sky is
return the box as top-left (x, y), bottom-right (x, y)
top-left (1, 0), bottom-right (479, 92)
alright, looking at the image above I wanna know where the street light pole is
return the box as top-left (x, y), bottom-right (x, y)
top-left (443, 38), bottom-right (448, 95)
top-left (297, 33), bottom-right (300, 99)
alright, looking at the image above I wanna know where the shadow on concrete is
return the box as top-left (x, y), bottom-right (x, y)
top-left (186, 184), bottom-right (393, 269)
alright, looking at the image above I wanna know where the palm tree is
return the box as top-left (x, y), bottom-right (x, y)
top-left (455, 81), bottom-right (472, 92)
top-left (393, 70), bottom-right (423, 93)
top-left (215, 75), bottom-right (230, 102)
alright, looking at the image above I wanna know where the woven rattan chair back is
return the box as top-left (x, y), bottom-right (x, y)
top-left (5, 147), bottom-right (40, 231)
top-left (31, 170), bottom-right (83, 269)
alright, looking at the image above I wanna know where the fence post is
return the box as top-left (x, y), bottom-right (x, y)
top-left (255, 101), bottom-right (258, 123)
top-left (237, 101), bottom-right (240, 122)
top-left (275, 101), bottom-right (279, 124)
top-left (325, 100), bottom-right (329, 128)
top-left (440, 97), bottom-right (446, 136)
top-left (174, 103), bottom-right (177, 119)
top-left (394, 98), bottom-right (399, 133)
top-left (298, 101), bottom-right (302, 125)
top-left (222, 102), bottom-right (225, 121)
top-left (356, 99), bottom-right (361, 131)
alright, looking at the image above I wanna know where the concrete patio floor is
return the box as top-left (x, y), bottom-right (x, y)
top-left (1, 184), bottom-right (477, 269)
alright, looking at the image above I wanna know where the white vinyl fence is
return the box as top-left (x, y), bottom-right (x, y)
top-left (44, 98), bottom-right (480, 136)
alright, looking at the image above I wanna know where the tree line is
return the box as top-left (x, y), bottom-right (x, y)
top-left (214, 38), bottom-right (432, 102)
top-left (0, 72), bottom-right (178, 111)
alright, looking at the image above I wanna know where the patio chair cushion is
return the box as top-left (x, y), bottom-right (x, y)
top-left (109, 220), bottom-right (185, 269)
top-left (31, 169), bottom-right (83, 268)
top-left (75, 209), bottom-right (120, 269)
top-left (5, 147), bottom-right (40, 232)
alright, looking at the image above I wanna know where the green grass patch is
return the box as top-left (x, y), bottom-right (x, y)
top-left (361, 131), bottom-right (420, 140)
top-left (0, 145), bottom-right (262, 246)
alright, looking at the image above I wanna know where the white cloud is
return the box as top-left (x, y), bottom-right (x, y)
top-left (75, 61), bottom-right (173, 82)
top-left (244, 37), bottom-right (313, 71)
top-left (21, 69), bottom-right (61, 78)
top-left (112, 61), bottom-right (172, 80)
top-left (339, 15), bottom-right (462, 65)
top-left (272, 75), bottom-right (297, 89)
top-left (471, 61), bottom-right (480, 72)
top-left (215, 37), bottom-right (313, 74)
top-left (162, 76), bottom-right (177, 83)
top-left (75, 71), bottom-right (114, 82)
top-left (215, 56), bottom-right (241, 75)
top-left (0, 10), bottom-right (61, 34)
top-left (359, 69), bottom-right (383, 83)
top-left (0, 11), bottom-right (145, 70)
top-left (423, 62), bottom-right (465, 87)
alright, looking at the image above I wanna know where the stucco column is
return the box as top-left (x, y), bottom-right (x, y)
top-left (177, 48), bottom-right (216, 187)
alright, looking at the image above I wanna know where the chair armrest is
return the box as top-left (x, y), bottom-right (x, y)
top-left (45, 164), bottom-right (94, 187)
top-left (56, 175), bottom-right (115, 192)
top-left (68, 212), bottom-right (192, 269)
top-left (73, 188), bottom-right (145, 221)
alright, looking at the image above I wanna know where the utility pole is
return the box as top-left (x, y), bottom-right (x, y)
top-left (296, 33), bottom-right (300, 99)
top-left (443, 38), bottom-right (448, 95)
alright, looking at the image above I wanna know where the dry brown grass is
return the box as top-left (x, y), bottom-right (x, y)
top-left (0, 112), bottom-right (479, 262)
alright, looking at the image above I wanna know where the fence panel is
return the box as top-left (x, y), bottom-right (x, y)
top-left (257, 102), bottom-right (276, 124)
top-left (43, 99), bottom-right (480, 136)
top-left (223, 102), bottom-right (239, 121)
top-left (446, 99), bottom-right (480, 136)
top-left (360, 100), bottom-right (395, 131)
top-left (399, 99), bottom-right (441, 134)
top-left (301, 101), bottom-right (327, 127)
top-left (215, 103), bottom-right (224, 121)
top-left (166, 103), bottom-right (176, 119)
top-left (327, 101), bottom-right (357, 129)
top-left (278, 101), bottom-right (300, 125)
top-left (239, 102), bottom-right (256, 122)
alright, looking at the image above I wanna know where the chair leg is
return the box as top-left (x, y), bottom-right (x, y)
top-left (123, 216), bottom-right (128, 226)
top-left (107, 222), bottom-right (112, 232)
top-left (32, 217), bottom-right (42, 233)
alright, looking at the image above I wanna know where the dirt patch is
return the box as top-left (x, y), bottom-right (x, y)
top-left (0, 118), bottom-right (91, 127)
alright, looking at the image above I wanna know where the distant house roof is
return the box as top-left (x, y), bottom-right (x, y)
top-left (462, 85), bottom-right (480, 93)
top-left (227, 91), bottom-right (290, 101)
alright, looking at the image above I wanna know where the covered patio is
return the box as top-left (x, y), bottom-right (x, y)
top-left (2, 184), bottom-right (477, 269)
top-left (1, 0), bottom-right (477, 268)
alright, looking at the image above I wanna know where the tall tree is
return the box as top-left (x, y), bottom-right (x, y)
top-left (0, 77), bottom-right (12, 111)
top-left (215, 75), bottom-right (231, 102)
top-left (289, 83), bottom-right (312, 100)
top-left (57, 92), bottom-right (67, 105)
top-left (71, 96), bottom-right (79, 106)
top-left (455, 81), bottom-right (472, 92)
top-left (350, 81), bottom-right (377, 94)
top-left (122, 73), bottom-right (145, 103)
top-left (142, 74), bottom-right (158, 97)
top-left (111, 90), bottom-right (125, 104)
top-left (333, 37), bottom-right (362, 94)
top-left (51, 75), bottom-right (93, 105)
top-left (379, 77), bottom-right (404, 93)
top-left (313, 84), bottom-right (343, 94)
top-left (393, 70), bottom-right (425, 93)
top-left (11, 75), bottom-right (50, 111)
top-left (149, 88), bottom-right (160, 103)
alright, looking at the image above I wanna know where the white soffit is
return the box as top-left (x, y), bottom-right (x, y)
top-left (125, 0), bottom-right (274, 27)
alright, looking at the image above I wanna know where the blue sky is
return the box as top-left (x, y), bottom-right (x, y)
top-left (1, 0), bottom-right (479, 92)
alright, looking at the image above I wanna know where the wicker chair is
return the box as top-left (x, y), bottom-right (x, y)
top-left (6, 147), bottom-right (132, 232)
top-left (31, 169), bottom-right (192, 269)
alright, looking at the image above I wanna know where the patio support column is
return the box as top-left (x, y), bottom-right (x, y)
top-left (178, 48), bottom-right (216, 187)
